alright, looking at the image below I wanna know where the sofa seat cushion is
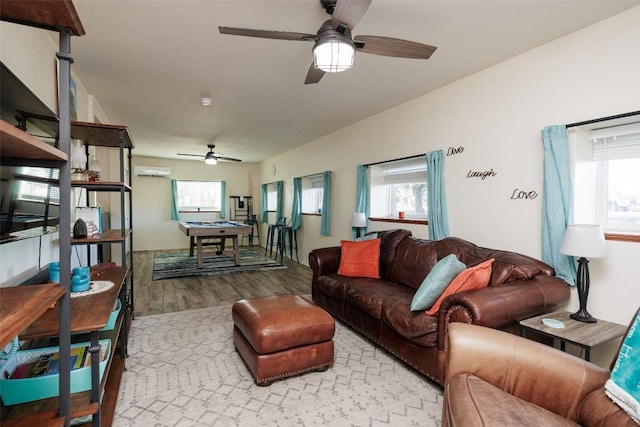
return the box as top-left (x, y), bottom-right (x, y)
top-left (345, 279), bottom-right (412, 319)
top-left (445, 373), bottom-right (579, 427)
top-left (382, 296), bottom-right (439, 347)
top-left (317, 274), bottom-right (350, 299)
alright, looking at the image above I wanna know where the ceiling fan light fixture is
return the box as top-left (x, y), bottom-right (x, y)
top-left (313, 37), bottom-right (355, 73)
top-left (204, 152), bottom-right (218, 165)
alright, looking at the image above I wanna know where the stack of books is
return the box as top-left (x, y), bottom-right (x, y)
top-left (8, 345), bottom-right (100, 380)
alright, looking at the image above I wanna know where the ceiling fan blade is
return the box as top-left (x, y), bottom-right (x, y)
top-left (304, 63), bottom-right (325, 85)
top-left (177, 153), bottom-right (204, 158)
top-left (354, 35), bottom-right (437, 59)
top-left (219, 26), bottom-right (316, 42)
top-left (216, 156), bottom-right (242, 162)
top-left (332, 0), bottom-right (372, 31)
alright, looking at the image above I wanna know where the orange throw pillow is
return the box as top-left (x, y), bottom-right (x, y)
top-left (337, 238), bottom-right (381, 278)
top-left (425, 258), bottom-right (495, 315)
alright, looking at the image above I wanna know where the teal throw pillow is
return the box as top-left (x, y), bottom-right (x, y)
top-left (410, 254), bottom-right (466, 311)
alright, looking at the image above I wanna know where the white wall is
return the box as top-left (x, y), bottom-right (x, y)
top-left (131, 156), bottom-right (261, 251)
top-left (259, 7), bottom-right (640, 366)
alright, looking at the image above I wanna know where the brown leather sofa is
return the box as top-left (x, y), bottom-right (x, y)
top-left (309, 229), bottom-right (570, 385)
top-left (443, 322), bottom-right (636, 426)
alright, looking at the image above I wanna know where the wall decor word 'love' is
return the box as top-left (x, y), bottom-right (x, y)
top-left (447, 146), bottom-right (464, 156)
top-left (510, 189), bottom-right (538, 200)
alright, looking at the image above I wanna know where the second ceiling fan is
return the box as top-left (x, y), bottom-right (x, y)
top-left (177, 144), bottom-right (241, 165)
top-left (219, 0), bottom-right (437, 84)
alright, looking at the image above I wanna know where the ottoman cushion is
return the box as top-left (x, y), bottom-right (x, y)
top-left (232, 295), bottom-right (335, 354)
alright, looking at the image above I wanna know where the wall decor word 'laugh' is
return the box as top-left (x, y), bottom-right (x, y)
top-left (467, 169), bottom-right (497, 180)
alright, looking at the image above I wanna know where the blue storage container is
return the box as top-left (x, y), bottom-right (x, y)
top-left (100, 298), bottom-right (122, 332)
top-left (0, 339), bottom-right (110, 405)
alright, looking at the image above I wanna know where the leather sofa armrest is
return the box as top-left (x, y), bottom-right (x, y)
top-left (309, 246), bottom-right (342, 279)
top-left (446, 323), bottom-right (609, 422)
top-left (437, 275), bottom-right (570, 349)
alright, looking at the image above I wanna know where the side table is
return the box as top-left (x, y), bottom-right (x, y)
top-left (519, 310), bottom-right (626, 362)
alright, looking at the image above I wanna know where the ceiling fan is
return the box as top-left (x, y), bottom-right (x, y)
top-left (219, 0), bottom-right (437, 84)
top-left (177, 144), bottom-right (242, 165)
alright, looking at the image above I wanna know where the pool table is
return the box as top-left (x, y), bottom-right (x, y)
top-left (178, 220), bottom-right (253, 268)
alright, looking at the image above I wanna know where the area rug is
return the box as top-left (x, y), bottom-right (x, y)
top-left (114, 303), bottom-right (443, 426)
top-left (152, 249), bottom-right (287, 280)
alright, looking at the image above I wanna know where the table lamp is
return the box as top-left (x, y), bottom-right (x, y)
top-left (559, 224), bottom-right (606, 323)
top-left (352, 212), bottom-right (367, 238)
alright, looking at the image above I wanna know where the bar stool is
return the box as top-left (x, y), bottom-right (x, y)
top-left (277, 224), bottom-right (299, 264)
top-left (265, 217), bottom-right (286, 258)
top-left (241, 214), bottom-right (260, 246)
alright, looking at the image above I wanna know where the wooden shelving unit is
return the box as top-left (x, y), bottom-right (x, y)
top-left (0, 2), bottom-right (131, 426)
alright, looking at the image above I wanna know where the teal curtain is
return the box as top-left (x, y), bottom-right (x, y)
top-left (352, 165), bottom-right (369, 239)
top-left (321, 171), bottom-right (331, 236)
top-left (541, 125), bottom-right (576, 285)
top-left (261, 183), bottom-right (268, 224)
top-left (170, 179), bottom-right (180, 221)
top-left (426, 150), bottom-right (450, 240)
top-left (219, 180), bottom-right (226, 219)
top-left (275, 180), bottom-right (284, 222)
top-left (291, 178), bottom-right (302, 230)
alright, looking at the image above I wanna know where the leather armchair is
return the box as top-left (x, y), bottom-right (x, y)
top-left (442, 323), bottom-right (635, 426)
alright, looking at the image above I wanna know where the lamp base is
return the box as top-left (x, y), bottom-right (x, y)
top-left (570, 310), bottom-right (597, 323)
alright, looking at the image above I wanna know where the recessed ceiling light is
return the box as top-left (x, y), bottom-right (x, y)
top-left (200, 97), bottom-right (213, 107)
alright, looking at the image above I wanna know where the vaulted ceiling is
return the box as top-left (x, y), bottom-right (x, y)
top-left (70, 0), bottom-right (639, 163)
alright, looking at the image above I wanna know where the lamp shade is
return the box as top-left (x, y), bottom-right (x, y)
top-left (70, 140), bottom-right (87, 169)
top-left (560, 224), bottom-right (606, 258)
top-left (351, 212), bottom-right (367, 228)
top-left (88, 155), bottom-right (102, 173)
top-left (313, 38), bottom-right (355, 73)
top-left (204, 152), bottom-right (217, 165)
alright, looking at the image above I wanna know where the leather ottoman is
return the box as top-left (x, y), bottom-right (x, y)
top-left (232, 295), bottom-right (335, 385)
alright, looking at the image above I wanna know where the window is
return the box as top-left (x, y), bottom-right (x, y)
top-left (573, 120), bottom-right (640, 236)
top-left (18, 167), bottom-right (59, 204)
top-left (301, 174), bottom-right (324, 214)
top-left (369, 156), bottom-right (427, 219)
top-left (593, 124), bottom-right (640, 234)
top-left (175, 180), bottom-right (222, 211)
top-left (266, 183), bottom-right (277, 211)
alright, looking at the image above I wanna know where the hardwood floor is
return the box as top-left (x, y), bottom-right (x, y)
top-left (131, 246), bottom-right (313, 317)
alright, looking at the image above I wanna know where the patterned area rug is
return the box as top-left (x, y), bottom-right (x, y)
top-left (114, 302), bottom-right (443, 426)
top-left (152, 249), bottom-right (287, 280)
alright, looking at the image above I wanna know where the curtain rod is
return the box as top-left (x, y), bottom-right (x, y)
top-left (363, 153), bottom-right (425, 168)
top-left (297, 171), bottom-right (326, 179)
top-left (566, 110), bottom-right (640, 129)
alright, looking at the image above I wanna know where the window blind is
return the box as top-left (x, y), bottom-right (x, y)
top-left (592, 123), bottom-right (640, 161)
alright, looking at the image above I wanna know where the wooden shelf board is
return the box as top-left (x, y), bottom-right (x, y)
top-left (17, 112), bottom-right (135, 149)
top-left (20, 267), bottom-right (128, 340)
top-left (71, 229), bottom-right (132, 244)
top-left (0, 284), bottom-right (65, 348)
top-left (0, 0), bottom-right (85, 36)
top-left (0, 119), bottom-right (67, 163)
top-left (71, 181), bottom-right (132, 192)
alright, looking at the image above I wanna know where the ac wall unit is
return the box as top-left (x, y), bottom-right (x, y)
top-left (134, 165), bottom-right (171, 178)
